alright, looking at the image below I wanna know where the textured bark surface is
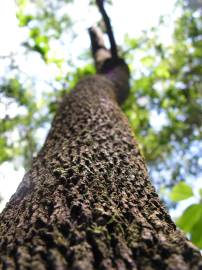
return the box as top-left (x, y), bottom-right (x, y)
top-left (0, 75), bottom-right (201, 269)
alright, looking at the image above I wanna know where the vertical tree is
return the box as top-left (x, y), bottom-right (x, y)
top-left (0, 1), bottom-right (201, 269)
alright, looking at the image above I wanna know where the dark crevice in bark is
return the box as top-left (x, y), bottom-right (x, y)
top-left (86, 231), bottom-right (104, 269)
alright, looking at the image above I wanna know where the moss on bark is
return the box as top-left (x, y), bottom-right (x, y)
top-left (0, 75), bottom-right (201, 269)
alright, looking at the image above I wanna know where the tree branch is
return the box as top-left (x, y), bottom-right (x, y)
top-left (88, 26), bottom-right (111, 71)
top-left (88, 0), bottom-right (130, 103)
top-left (96, 0), bottom-right (118, 59)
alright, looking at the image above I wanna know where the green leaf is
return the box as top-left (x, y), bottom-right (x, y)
top-left (177, 204), bottom-right (202, 232)
top-left (17, 14), bottom-right (33, 27)
top-left (177, 204), bottom-right (202, 249)
top-left (199, 188), bottom-right (202, 199)
top-left (141, 56), bottom-right (154, 67)
top-left (169, 181), bottom-right (193, 202)
top-left (154, 62), bottom-right (170, 78)
top-left (191, 213), bottom-right (202, 249)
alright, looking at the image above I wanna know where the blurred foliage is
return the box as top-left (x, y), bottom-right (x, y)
top-left (169, 181), bottom-right (202, 249)
top-left (169, 181), bottom-right (193, 202)
top-left (17, 0), bottom-right (73, 62)
top-left (0, 78), bottom-right (37, 167)
top-left (123, 3), bottom-right (202, 188)
top-left (0, 0), bottom-right (201, 245)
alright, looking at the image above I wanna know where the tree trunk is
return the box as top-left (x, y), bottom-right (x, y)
top-left (0, 73), bottom-right (201, 269)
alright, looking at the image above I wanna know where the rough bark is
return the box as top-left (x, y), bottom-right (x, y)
top-left (0, 73), bottom-right (201, 270)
